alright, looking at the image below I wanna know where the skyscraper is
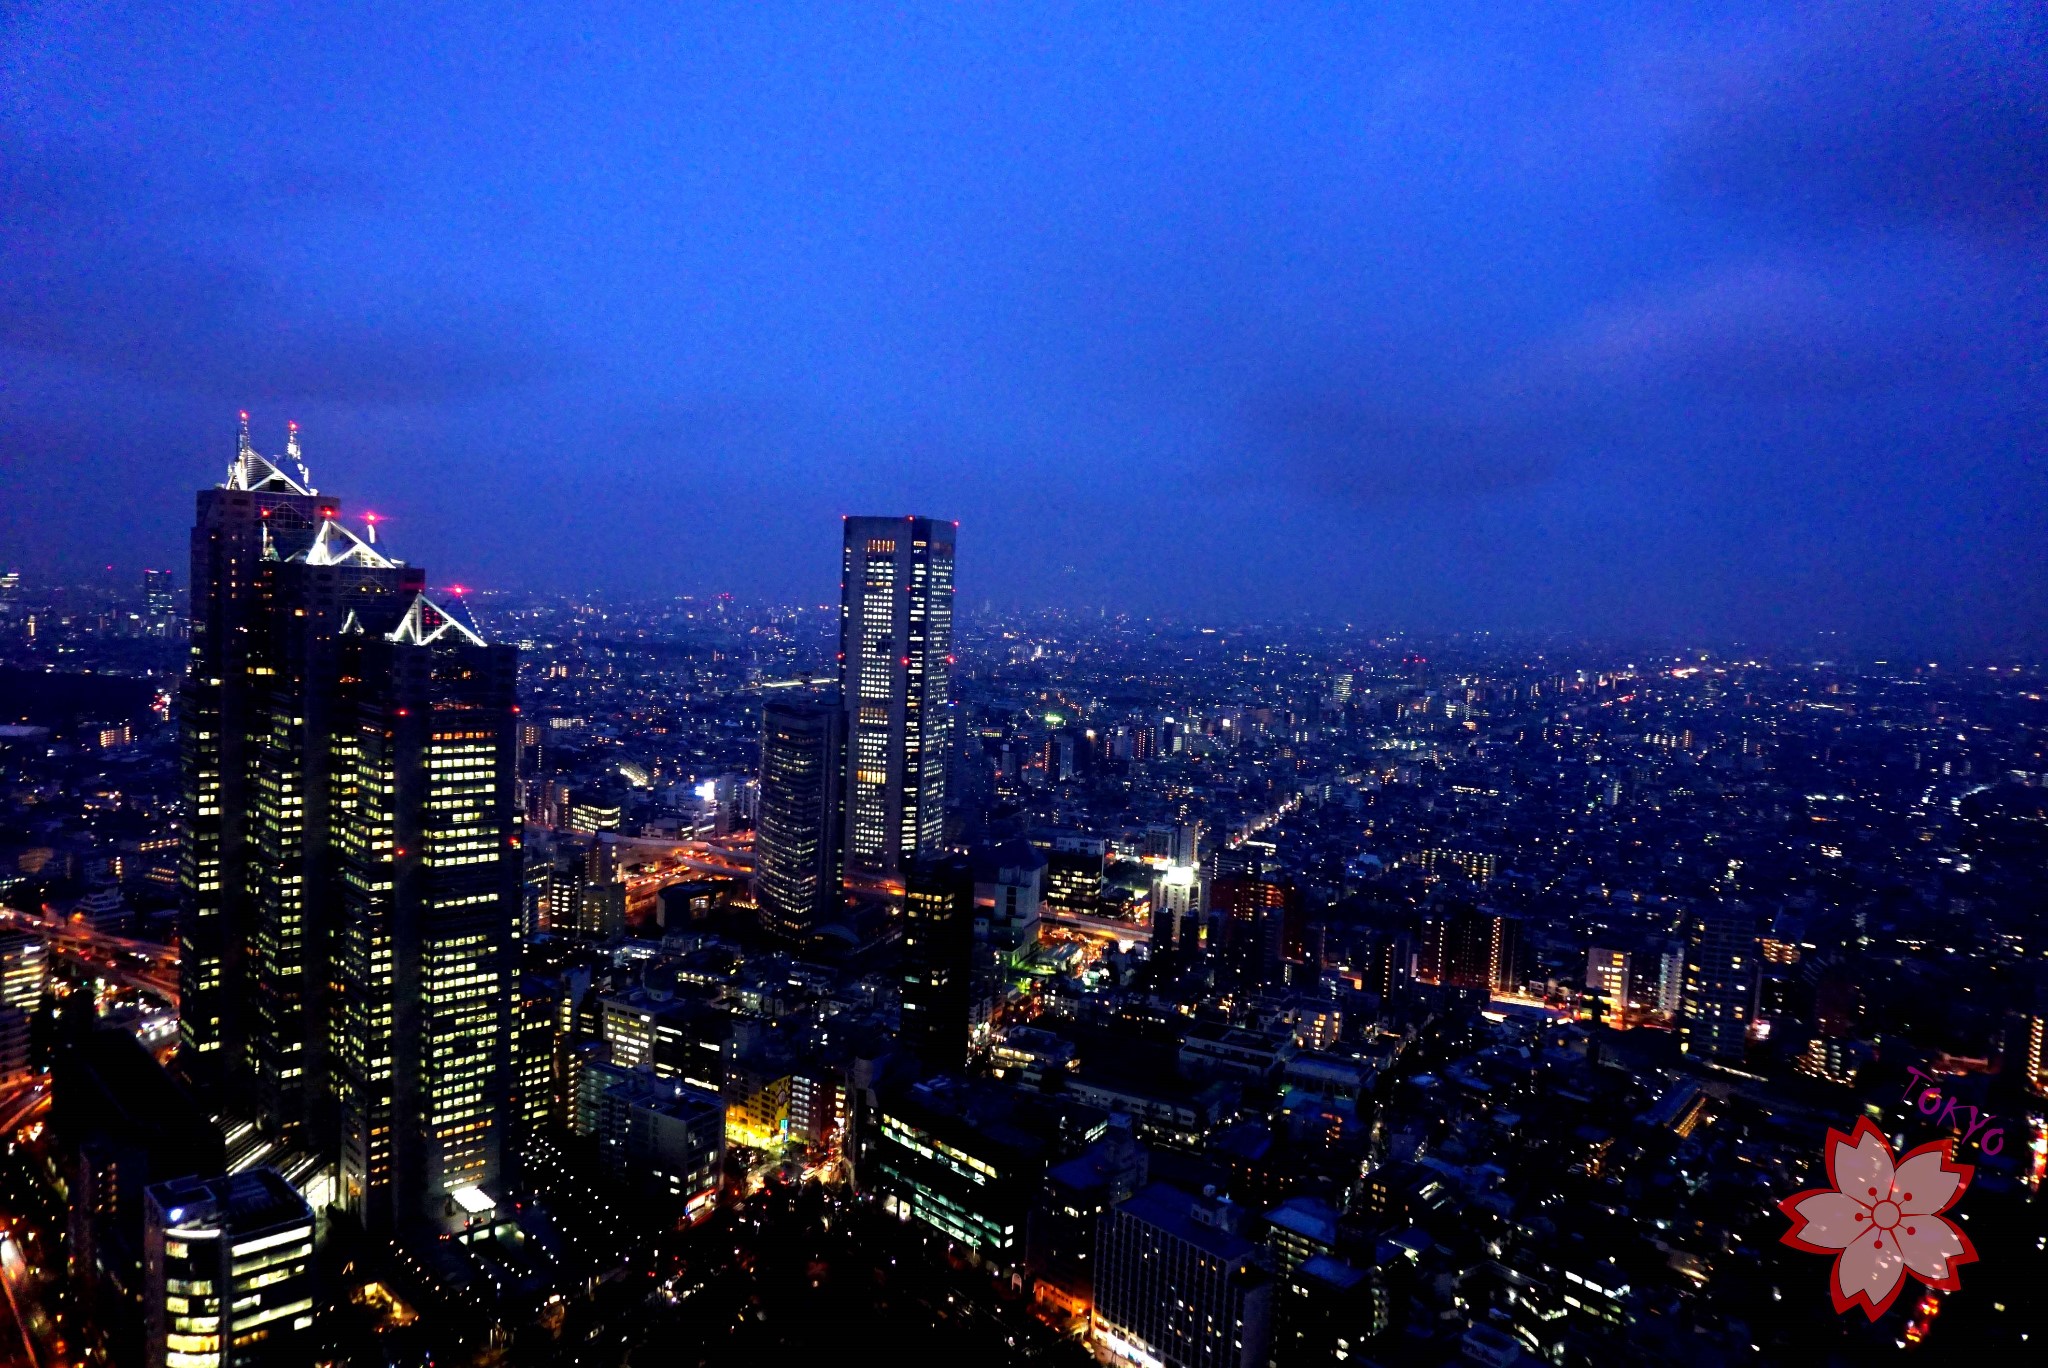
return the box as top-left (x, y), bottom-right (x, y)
top-left (838, 516), bottom-right (955, 884)
top-left (900, 853), bottom-right (976, 1073)
top-left (179, 420), bottom-right (520, 1232)
top-left (248, 516), bottom-right (420, 1141)
top-left (329, 592), bottom-right (521, 1233)
top-left (754, 695), bottom-right (845, 942)
top-left (179, 416), bottom-right (328, 1095)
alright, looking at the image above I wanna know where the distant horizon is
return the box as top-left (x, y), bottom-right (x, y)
top-left (7, 552), bottom-right (2042, 671)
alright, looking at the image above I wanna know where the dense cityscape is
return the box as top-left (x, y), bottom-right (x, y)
top-left (0, 422), bottom-right (2038, 1366)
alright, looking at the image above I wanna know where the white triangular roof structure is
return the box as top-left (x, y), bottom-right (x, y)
top-left (385, 592), bottom-right (488, 648)
top-left (296, 519), bottom-right (397, 569)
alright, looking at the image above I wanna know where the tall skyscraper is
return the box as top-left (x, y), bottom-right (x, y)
top-left (1680, 903), bottom-right (1759, 1060)
top-left (179, 416), bottom-right (328, 1095)
top-left (249, 517), bottom-right (420, 1141)
top-left (329, 593), bottom-right (521, 1233)
top-left (754, 695), bottom-right (845, 942)
top-left (900, 853), bottom-right (976, 1073)
top-left (179, 417), bottom-right (521, 1238)
top-left (838, 516), bottom-right (955, 884)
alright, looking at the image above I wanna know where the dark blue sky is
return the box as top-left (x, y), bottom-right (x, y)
top-left (2, 3), bottom-right (2041, 652)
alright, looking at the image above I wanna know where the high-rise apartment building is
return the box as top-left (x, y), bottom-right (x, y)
top-left (1212, 876), bottom-right (1295, 989)
top-left (1680, 904), bottom-right (1759, 1060)
top-left (754, 695), bottom-right (845, 941)
top-left (329, 596), bottom-right (521, 1233)
top-left (838, 516), bottom-right (955, 884)
top-left (1422, 907), bottom-right (1521, 994)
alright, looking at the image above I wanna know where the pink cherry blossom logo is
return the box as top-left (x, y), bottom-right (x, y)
top-left (1779, 1117), bottom-right (1977, 1319)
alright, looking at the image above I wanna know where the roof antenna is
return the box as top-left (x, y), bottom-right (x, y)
top-left (238, 410), bottom-right (254, 457)
top-left (287, 420), bottom-right (312, 489)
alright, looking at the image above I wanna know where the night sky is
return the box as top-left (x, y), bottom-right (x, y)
top-left (2, 3), bottom-right (2041, 653)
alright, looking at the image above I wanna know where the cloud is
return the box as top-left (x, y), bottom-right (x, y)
top-left (1666, 3), bottom-right (2047, 240)
top-left (0, 130), bottom-right (551, 403)
top-left (1528, 260), bottom-right (1961, 402)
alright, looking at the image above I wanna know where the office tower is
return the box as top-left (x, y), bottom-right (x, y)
top-left (1680, 904), bottom-right (1759, 1060)
top-left (143, 567), bottom-right (176, 619)
top-left (179, 415), bottom-right (327, 1096)
top-left (1034, 831), bottom-right (1107, 916)
top-left (1585, 947), bottom-right (1631, 1025)
top-left (900, 853), bottom-right (976, 1072)
top-left (838, 515), bottom-right (955, 884)
top-left (1094, 1183), bottom-right (1275, 1368)
top-left (871, 1076), bottom-right (1070, 1275)
top-left (143, 1168), bottom-right (315, 1368)
top-left (329, 590), bottom-right (521, 1233)
top-left (248, 514), bottom-right (420, 1142)
top-left (754, 696), bottom-right (846, 941)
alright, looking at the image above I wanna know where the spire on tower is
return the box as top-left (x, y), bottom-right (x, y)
top-left (287, 420), bottom-right (313, 488)
top-left (238, 410), bottom-right (254, 456)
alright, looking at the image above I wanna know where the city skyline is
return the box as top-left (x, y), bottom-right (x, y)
top-left (0, 429), bottom-right (2041, 1362)
top-left (1, 6), bottom-right (2044, 1365)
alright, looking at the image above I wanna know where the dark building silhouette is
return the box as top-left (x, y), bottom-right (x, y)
top-left (900, 853), bottom-right (977, 1072)
top-left (52, 1027), bottom-right (227, 1360)
top-left (1212, 875), bottom-right (1297, 989)
top-left (1421, 906), bottom-right (1521, 993)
